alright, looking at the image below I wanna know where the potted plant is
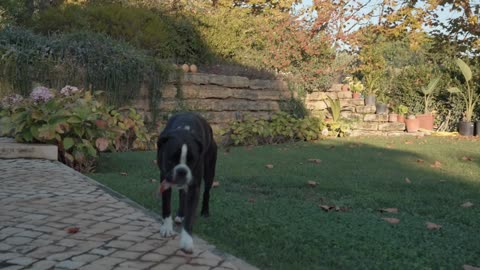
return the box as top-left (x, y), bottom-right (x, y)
top-left (396, 105), bottom-right (408, 123)
top-left (363, 73), bottom-right (380, 106)
top-left (405, 114), bottom-right (419, 133)
top-left (417, 77), bottom-right (441, 130)
top-left (347, 77), bottom-right (364, 99)
top-left (375, 94), bottom-right (389, 115)
top-left (447, 58), bottom-right (479, 136)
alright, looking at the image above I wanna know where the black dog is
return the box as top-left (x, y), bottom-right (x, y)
top-left (157, 112), bottom-right (217, 253)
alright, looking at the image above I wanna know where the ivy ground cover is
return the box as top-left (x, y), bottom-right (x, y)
top-left (90, 136), bottom-right (480, 270)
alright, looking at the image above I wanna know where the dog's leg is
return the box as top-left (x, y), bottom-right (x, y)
top-left (175, 190), bottom-right (185, 224)
top-left (160, 188), bottom-right (175, 237)
top-left (180, 184), bottom-right (200, 254)
top-left (201, 142), bottom-right (217, 217)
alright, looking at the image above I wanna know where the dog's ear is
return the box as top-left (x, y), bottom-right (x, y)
top-left (157, 133), bottom-right (170, 150)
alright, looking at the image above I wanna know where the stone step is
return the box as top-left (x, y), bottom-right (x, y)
top-left (0, 138), bottom-right (58, 160)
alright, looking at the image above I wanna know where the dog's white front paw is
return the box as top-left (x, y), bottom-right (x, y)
top-left (180, 229), bottom-right (194, 254)
top-left (160, 216), bottom-right (175, 238)
top-left (174, 216), bottom-right (184, 224)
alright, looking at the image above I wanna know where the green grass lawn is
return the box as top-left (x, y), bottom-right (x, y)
top-left (89, 136), bottom-right (480, 270)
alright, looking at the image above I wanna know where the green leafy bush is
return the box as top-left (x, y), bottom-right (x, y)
top-left (0, 86), bottom-right (155, 172)
top-left (222, 112), bottom-right (325, 146)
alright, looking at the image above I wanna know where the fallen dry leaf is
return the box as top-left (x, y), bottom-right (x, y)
top-left (405, 140), bottom-right (413, 145)
top-left (212, 181), bottom-right (220, 187)
top-left (426, 222), bottom-right (442, 230)
top-left (462, 156), bottom-right (474, 161)
top-left (307, 159), bottom-right (322, 164)
top-left (416, 159), bottom-right (425, 164)
top-left (307, 181), bottom-right (317, 187)
top-left (430, 161), bottom-right (442, 168)
top-left (265, 164), bottom-right (274, 169)
top-left (461, 202), bottom-right (474, 208)
top-left (153, 159), bottom-right (157, 164)
top-left (148, 179), bottom-right (156, 183)
top-left (320, 205), bottom-right (333, 212)
top-left (248, 198), bottom-right (256, 203)
top-left (379, 208), bottom-right (399, 213)
top-left (464, 265), bottom-right (480, 270)
top-left (67, 227), bottom-right (79, 234)
top-left (382, 218), bottom-right (400, 224)
top-left (120, 172), bottom-right (128, 176)
top-left (386, 144), bottom-right (394, 149)
top-left (405, 177), bottom-right (412, 184)
top-left (320, 205), bottom-right (350, 212)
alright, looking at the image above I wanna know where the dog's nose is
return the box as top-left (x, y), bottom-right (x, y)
top-left (176, 168), bottom-right (187, 177)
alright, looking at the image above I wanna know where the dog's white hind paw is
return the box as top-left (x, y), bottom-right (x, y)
top-left (180, 229), bottom-right (194, 254)
top-left (160, 216), bottom-right (175, 238)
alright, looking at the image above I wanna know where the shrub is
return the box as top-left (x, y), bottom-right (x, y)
top-left (222, 112), bottom-right (325, 146)
top-left (0, 87), bottom-right (155, 172)
top-left (31, 3), bottom-right (210, 63)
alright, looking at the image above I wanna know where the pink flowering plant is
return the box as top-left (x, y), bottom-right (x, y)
top-left (0, 86), bottom-right (155, 172)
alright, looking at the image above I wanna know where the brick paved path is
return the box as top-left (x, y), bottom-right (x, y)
top-left (0, 159), bottom-right (254, 270)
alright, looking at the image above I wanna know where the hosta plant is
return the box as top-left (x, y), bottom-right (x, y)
top-left (0, 87), bottom-right (155, 172)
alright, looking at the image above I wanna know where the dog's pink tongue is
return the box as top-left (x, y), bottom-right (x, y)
top-left (160, 180), bottom-right (172, 193)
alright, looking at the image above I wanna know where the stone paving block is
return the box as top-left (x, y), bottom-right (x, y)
top-left (190, 257), bottom-right (221, 267)
top-left (163, 256), bottom-right (191, 264)
top-left (89, 257), bottom-right (126, 267)
top-left (117, 260), bottom-right (155, 269)
top-left (10, 245), bottom-right (36, 254)
top-left (15, 230), bottom-right (43, 238)
top-left (28, 245), bottom-right (67, 259)
top-left (89, 248), bottom-right (116, 256)
top-left (0, 252), bottom-right (21, 261)
top-left (105, 240), bottom-right (135, 249)
top-left (0, 243), bottom-right (12, 251)
top-left (3, 236), bottom-right (33, 246)
top-left (139, 253), bottom-right (166, 262)
top-left (150, 263), bottom-right (178, 270)
top-left (111, 250), bottom-right (143, 260)
top-left (55, 260), bottom-right (86, 269)
top-left (7, 256), bottom-right (37, 266)
top-left (71, 254), bottom-right (100, 264)
top-left (29, 260), bottom-right (57, 270)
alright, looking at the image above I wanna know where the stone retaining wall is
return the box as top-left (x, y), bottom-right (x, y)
top-left (135, 73), bottom-right (292, 127)
top-left (134, 73), bottom-right (408, 136)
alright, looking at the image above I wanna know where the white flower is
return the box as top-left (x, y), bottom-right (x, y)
top-left (60, 85), bottom-right (80, 96)
top-left (321, 128), bottom-right (329, 136)
top-left (1, 94), bottom-right (24, 108)
top-left (30, 86), bottom-right (54, 103)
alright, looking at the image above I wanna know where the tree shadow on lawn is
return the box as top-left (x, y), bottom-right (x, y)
top-left (93, 137), bottom-right (480, 270)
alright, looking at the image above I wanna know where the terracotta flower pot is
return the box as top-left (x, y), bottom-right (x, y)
top-left (181, 64), bottom-right (189, 72)
top-left (416, 113), bottom-right (434, 130)
top-left (405, 118), bottom-right (420, 133)
top-left (352, 92), bottom-right (361, 99)
top-left (397, 115), bottom-right (405, 123)
top-left (389, 113), bottom-right (398, 122)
